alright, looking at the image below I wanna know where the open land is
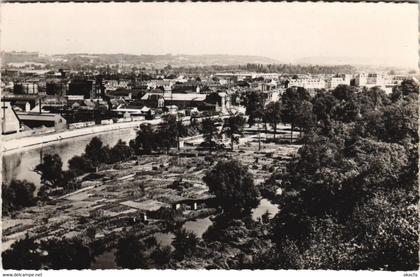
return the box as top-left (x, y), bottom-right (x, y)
top-left (2, 125), bottom-right (301, 268)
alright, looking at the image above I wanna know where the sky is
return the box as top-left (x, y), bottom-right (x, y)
top-left (1, 2), bottom-right (418, 68)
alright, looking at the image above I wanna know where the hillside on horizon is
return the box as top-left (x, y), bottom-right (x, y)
top-left (2, 52), bottom-right (280, 67)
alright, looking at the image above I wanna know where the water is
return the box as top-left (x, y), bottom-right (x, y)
top-left (2, 128), bottom-right (137, 188)
top-left (91, 248), bottom-right (119, 269)
top-left (182, 216), bottom-right (213, 238)
top-left (153, 232), bottom-right (175, 247)
top-left (251, 198), bottom-right (280, 221)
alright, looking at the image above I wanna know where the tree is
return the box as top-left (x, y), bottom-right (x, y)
top-left (264, 101), bottom-right (282, 139)
top-left (382, 98), bottom-right (418, 145)
top-left (312, 92), bottom-right (338, 133)
top-left (156, 114), bottom-right (183, 152)
top-left (172, 228), bottom-right (199, 260)
top-left (295, 100), bottom-right (315, 137)
top-left (115, 235), bottom-right (149, 269)
top-left (281, 87), bottom-right (311, 142)
top-left (84, 137), bottom-right (109, 166)
top-left (34, 154), bottom-right (65, 187)
top-left (41, 238), bottom-right (92, 269)
top-left (2, 180), bottom-right (36, 215)
top-left (109, 140), bottom-right (133, 163)
top-left (68, 155), bottom-right (95, 176)
top-left (201, 117), bottom-right (221, 147)
top-left (2, 237), bottom-right (42, 270)
top-left (150, 246), bottom-right (172, 268)
top-left (131, 123), bottom-right (158, 154)
top-left (390, 79), bottom-right (419, 102)
top-left (332, 84), bottom-right (357, 102)
top-left (244, 90), bottom-right (265, 127)
top-left (221, 115), bottom-right (246, 150)
top-left (203, 160), bottom-right (259, 217)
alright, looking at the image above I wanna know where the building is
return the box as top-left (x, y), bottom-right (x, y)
top-left (46, 80), bottom-right (67, 96)
top-left (287, 78), bottom-right (326, 89)
top-left (16, 112), bottom-right (67, 131)
top-left (355, 73), bottom-right (385, 88)
top-left (68, 79), bottom-right (95, 99)
top-left (1, 102), bottom-right (21, 134)
top-left (13, 82), bottom-right (39, 95)
top-left (1, 94), bottom-right (40, 111)
top-left (327, 74), bottom-right (352, 89)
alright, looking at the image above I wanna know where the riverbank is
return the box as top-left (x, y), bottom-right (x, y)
top-left (2, 119), bottom-right (160, 153)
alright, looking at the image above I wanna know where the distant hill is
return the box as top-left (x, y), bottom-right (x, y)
top-left (294, 56), bottom-right (412, 71)
top-left (1, 52), bottom-right (278, 66)
top-left (53, 53), bottom-right (280, 67)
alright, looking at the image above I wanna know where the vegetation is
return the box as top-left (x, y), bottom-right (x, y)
top-left (281, 86), bottom-right (312, 142)
top-left (2, 237), bottom-right (93, 270)
top-left (221, 115), bottom-right (246, 150)
top-left (172, 228), bottom-right (200, 260)
top-left (263, 101), bottom-right (282, 139)
top-left (203, 159), bottom-right (259, 217)
top-left (200, 117), bottom-right (221, 149)
top-left (115, 235), bottom-right (150, 269)
top-left (2, 180), bottom-right (37, 216)
top-left (244, 90), bottom-right (265, 127)
top-left (266, 80), bottom-right (419, 270)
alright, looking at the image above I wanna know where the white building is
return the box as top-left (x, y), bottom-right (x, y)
top-left (288, 78), bottom-right (326, 89)
top-left (355, 73), bottom-right (385, 88)
top-left (327, 74), bottom-right (352, 89)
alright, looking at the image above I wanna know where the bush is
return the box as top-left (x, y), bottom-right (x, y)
top-left (2, 180), bottom-right (37, 216)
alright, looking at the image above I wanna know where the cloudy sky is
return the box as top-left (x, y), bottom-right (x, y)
top-left (1, 2), bottom-right (418, 68)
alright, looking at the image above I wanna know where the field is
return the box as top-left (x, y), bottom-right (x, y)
top-left (2, 124), bottom-right (301, 266)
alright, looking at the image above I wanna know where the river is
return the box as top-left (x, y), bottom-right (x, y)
top-left (2, 128), bottom-right (137, 188)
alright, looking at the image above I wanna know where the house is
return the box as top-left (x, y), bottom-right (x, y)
top-left (16, 112), bottom-right (67, 131)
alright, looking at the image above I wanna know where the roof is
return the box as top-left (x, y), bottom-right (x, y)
top-left (163, 93), bottom-right (206, 102)
top-left (2, 94), bottom-right (39, 101)
top-left (16, 112), bottom-right (64, 121)
top-left (120, 199), bottom-right (168, 211)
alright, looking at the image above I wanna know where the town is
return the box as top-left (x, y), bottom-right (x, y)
top-left (1, 51), bottom-right (416, 144)
top-left (1, 50), bottom-right (418, 271)
top-left (1, 1), bottom-right (419, 273)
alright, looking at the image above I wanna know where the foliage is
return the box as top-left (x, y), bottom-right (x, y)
top-left (201, 117), bottom-right (221, 146)
top-left (2, 237), bottom-right (42, 270)
top-left (34, 154), bottom-right (65, 188)
top-left (115, 235), bottom-right (150, 269)
top-left (131, 123), bottom-right (158, 154)
top-left (203, 159), bottom-right (259, 217)
top-left (221, 115), bottom-right (246, 150)
top-left (263, 101), bottom-right (282, 138)
top-left (2, 180), bottom-right (36, 216)
top-left (172, 228), bottom-right (199, 260)
top-left (68, 154), bottom-right (95, 176)
top-left (41, 238), bottom-right (92, 270)
top-left (3, 237), bottom-right (93, 270)
top-left (244, 90), bottom-right (265, 126)
top-left (281, 86), bottom-right (312, 142)
top-left (150, 245), bottom-right (172, 267)
top-left (109, 139), bottom-right (133, 163)
top-left (269, 80), bottom-right (418, 270)
top-left (84, 137), bottom-right (110, 166)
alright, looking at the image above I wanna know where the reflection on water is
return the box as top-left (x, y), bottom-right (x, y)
top-left (154, 232), bottom-right (175, 248)
top-left (2, 128), bottom-right (137, 188)
top-left (182, 216), bottom-right (213, 238)
top-left (251, 198), bottom-right (280, 221)
top-left (91, 248), bottom-right (119, 269)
